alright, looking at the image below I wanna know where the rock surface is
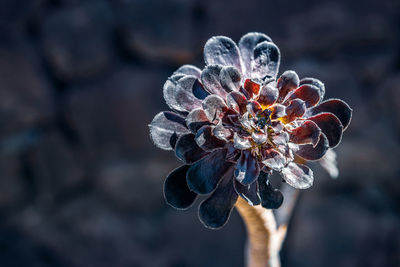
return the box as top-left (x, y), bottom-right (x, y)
top-left (0, 0), bottom-right (399, 266)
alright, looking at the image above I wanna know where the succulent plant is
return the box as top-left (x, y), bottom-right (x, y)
top-left (149, 32), bottom-right (352, 229)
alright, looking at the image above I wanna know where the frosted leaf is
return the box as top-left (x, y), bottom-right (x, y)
top-left (262, 149), bottom-right (285, 171)
top-left (226, 91), bottom-right (247, 114)
top-left (195, 125), bottom-right (226, 151)
top-left (251, 131), bottom-right (268, 145)
top-left (272, 132), bottom-right (289, 146)
top-left (300, 77), bottom-right (325, 101)
top-left (149, 111), bottom-right (189, 150)
top-left (283, 84), bottom-right (321, 108)
top-left (186, 108), bottom-right (210, 133)
top-left (213, 121), bottom-right (232, 141)
top-left (204, 36), bottom-right (242, 73)
top-left (258, 84), bottom-right (278, 107)
top-left (319, 149), bottom-right (339, 178)
top-left (174, 64), bottom-right (201, 79)
top-left (163, 75), bottom-right (202, 112)
top-left (239, 112), bottom-right (255, 131)
top-left (233, 133), bottom-right (252, 150)
top-left (289, 120), bottom-right (321, 146)
top-left (281, 162), bottom-right (314, 189)
top-left (238, 32), bottom-right (272, 76)
top-left (246, 101), bottom-right (262, 117)
top-left (251, 41), bottom-right (280, 79)
top-left (192, 79), bottom-right (210, 100)
top-left (175, 134), bottom-right (209, 164)
top-left (295, 133), bottom-right (329, 161)
top-left (306, 99), bottom-right (353, 130)
top-left (277, 70), bottom-right (300, 102)
top-left (219, 66), bottom-right (241, 92)
top-left (270, 104), bottom-right (286, 119)
top-left (202, 95), bottom-right (228, 122)
top-left (285, 99), bottom-right (306, 122)
top-left (201, 65), bottom-right (229, 98)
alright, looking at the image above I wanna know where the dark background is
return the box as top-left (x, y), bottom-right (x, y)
top-left (0, 0), bottom-right (399, 266)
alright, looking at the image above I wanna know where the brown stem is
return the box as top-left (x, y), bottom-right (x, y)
top-left (235, 197), bottom-right (286, 267)
top-left (235, 184), bottom-right (299, 267)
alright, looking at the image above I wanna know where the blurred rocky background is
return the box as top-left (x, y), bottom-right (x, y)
top-left (0, 0), bottom-right (399, 266)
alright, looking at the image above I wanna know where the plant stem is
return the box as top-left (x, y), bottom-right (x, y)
top-left (235, 185), bottom-right (299, 267)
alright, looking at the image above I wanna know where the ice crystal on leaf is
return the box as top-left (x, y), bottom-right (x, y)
top-left (149, 32), bottom-right (352, 229)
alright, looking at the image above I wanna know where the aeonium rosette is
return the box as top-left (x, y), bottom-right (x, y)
top-left (149, 32), bottom-right (352, 229)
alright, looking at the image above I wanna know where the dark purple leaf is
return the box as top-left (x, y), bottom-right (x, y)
top-left (175, 134), bottom-right (209, 164)
top-left (234, 150), bottom-right (260, 185)
top-left (186, 149), bottom-right (232, 194)
top-left (198, 167), bottom-right (238, 229)
top-left (295, 132), bottom-right (329, 161)
top-left (164, 165), bottom-right (197, 209)
top-left (234, 179), bottom-right (260, 206)
top-left (258, 171), bottom-right (283, 209)
top-left (307, 99), bottom-right (352, 130)
top-left (308, 112), bottom-right (343, 148)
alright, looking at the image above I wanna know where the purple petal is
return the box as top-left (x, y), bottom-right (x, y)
top-left (252, 41), bottom-right (280, 79)
top-left (234, 179), bottom-right (261, 206)
top-left (204, 36), bottom-right (242, 72)
top-left (300, 77), bottom-right (325, 101)
top-left (295, 132), bottom-right (329, 161)
top-left (175, 134), bottom-right (209, 164)
top-left (281, 162), bottom-right (314, 189)
top-left (149, 111), bottom-right (190, 150)
top-left (201, 65), bottom-right (229, 98)
top-left (219, 66), bottom-right (241, 92)
top-left (258, 171), bottom-right (283, 209)
top-left (195, 125), bottom-right (226, 151)
top-left (307, 99), bottom-right (352, 130)
top-left (164, 165), bottom-right (197, 209)
top-left (186, 108), bottom-right (210, 133)
top-left (174, 64), bottom-right (201, 78)
top-left (277, 70), bottom-right (300, 102)
top-left (238, 32), bottom-right (272, 76)
top-left (290, 120), bottom-right (321, 146)
top-left (202, 95), bottom-right (229, 122)
top-left (198, 167), bottom-right (238, 229)
top-left (186, 149), bottom-right (232, 194)
top-left (234, 150), bottom-right (260, 185)
top-left (308, 112), bottom-right (343, 148)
